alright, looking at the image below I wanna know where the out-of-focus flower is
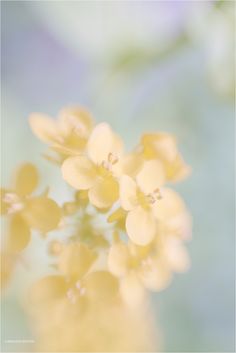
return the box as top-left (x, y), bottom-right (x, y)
top-left (1, 163), bottom-right (62, 253)
top-left (33, 242), bottom-right (117, 310)
top-left (29, 106), bottom-right (94, 163)
top-left (28, 242), bottom-right (157, 351)
top-left (119, 160), bottom-right (165, 245)
top-left (62, 122), bottom-right (123, 209)
top-left (140, 132), bottom-right (191, 182)
top-left (108, 232), bottom-right (189, 306)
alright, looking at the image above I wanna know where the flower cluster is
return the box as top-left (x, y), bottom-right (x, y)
top-left (1, 106), bottom-right (191, 351)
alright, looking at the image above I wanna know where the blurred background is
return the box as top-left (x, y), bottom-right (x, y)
top-left (1, 1), bottom-right (235, 352)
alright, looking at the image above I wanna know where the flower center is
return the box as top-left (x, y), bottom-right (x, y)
top-left (137, 188), bottom-right (162, 210)
top-left (146, 188), bottom-right (162, 204)
top-left (67, 115), bottom-right (87, 137)
top-left (66, 281), bottom-right (86, 304)
top-left (100, 152), bottom-right (119, 175)
top-left (3, 192), bottom-right (24, 214)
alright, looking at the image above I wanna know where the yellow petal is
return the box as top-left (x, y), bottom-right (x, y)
top-left (165, 239), bottom-right (190, 273)
top-left (13, 163), bottom-right (39, 196)
top-left (141, 132), bottom-right (177, 161)
top-left (28, 275), bottom-right (67, 305)
top-left (58, 243), bottom-right (96, 279)
top-left (136, 160), bottom-right (165, 194)
top-left (108, 242), bottom-right (130, 277)
top-left (62, 156), bottom-right (96, 190)
top-left (88, 176), bottom-right (119, 209)
top-left (6, 214), bottom-right (30, 253)
top-left (126, 207), bottom-right (156, 246)
top-left (50, 142), bottom-right (86, 157)
top-left (84, 271), bottom-right (119, 302)
top-left (87, 123), bottom-right (123, 165)
top-left (23, 197), bottom-right (61, 233)
top-left (29, 113), bottom-right (59, 143)
top-left (58, 106), bottom-right (94, 137)
top-left (139, 260), bottom-right (172, 292)
top-left (120, 273), bottom-right (146, 307)
top-left (166, 154), bottom-right (191, 182)
top-left (121, 153), bottom-right (143, 177)
top-left (153, 188), bottom-right (187, 222)
top-left (119, 175), bottom-right (138, 211)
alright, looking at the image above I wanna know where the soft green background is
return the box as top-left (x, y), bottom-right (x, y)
top-left (1, 1), bottom-right (235, 352)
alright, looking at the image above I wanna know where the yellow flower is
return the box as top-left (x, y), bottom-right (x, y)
top-left (140, 132), bottom-right (191, 182)
top-left (29, 106), bottom-right (94, 162)
top-left (108, 241), bottom-right (170, 306)
top-left (62, 122), bottom-right (123, 209)
top-left (119, 160), bottom-right (165, 245)
top-left (29, 242), bottom-right (118, 311)
top-left (109, 187), bottom-right (191, 304)
top-left (1, 163), bottom-right (62, 253)
top-left (108, 234), bottom-right (189, 306)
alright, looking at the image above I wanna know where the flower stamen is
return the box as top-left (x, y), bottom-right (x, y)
top-left (147, 188), bottom-right (162, 204)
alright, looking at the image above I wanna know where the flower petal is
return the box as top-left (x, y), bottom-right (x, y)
top-left (6, 214), bottom-right (31, 253)
top-left (87, 123), bottom-right (123, 165)
top-left (58, 243), bottom-right (96, 279)
top-left (23, 197), bottom-right (61, 233)
top-left (166, 154), bottom-right (191, 182)
top-left (108, 242), bottom-right (130, 277)
top-left (29, 113), bottom-right (59, 143)
top-left (62, 156), bottom-right (97, 190)
top-left (84, 271), bottom-right (119, 302)
top-left (141, 132), bottom-right (177, 161)
top-left (119, 175), bottom-right (138, 211)
top-left (126, 207), bottom-right (156, 246)
top-left (120, 153), bottom-right (143, 177)
top-left (120, 273), bottom-right (146, 307)
top-left (164, 239), bottom-right (190, 273)
top-left (139, 259), bottom-right (172, 292)
top-left (89, 177), bottom-right (119, 209)
top-left (153, 188), bottom-right (187, 221)
top-left (58, 106), bottom-right (94, 137)
top-left (13, 163), bottom-right (39, 197)
top-left (28, 275), bottom-right (68, 305)
top-left (136, 160), bottom-right (165, 194)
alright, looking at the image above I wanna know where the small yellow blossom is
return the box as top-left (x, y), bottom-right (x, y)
top-left (108, 234), bottom-right (189, 306)
top-left (140, 132), bottom-right (191, 182)
top-left (119, 160), bottom-right (165, 245)
top-left (109, 187), bottom-right (191, 304)
top-left (30, 242), bottom-right (118, 310)
top-left (1, 163), bottom-right (62, 253)
top-left (29, 106), bottom-right (94, 162)
top-left (62, 122), bottom-right (123, 209)
top-left (28, 241), bottom-right (156, 351)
